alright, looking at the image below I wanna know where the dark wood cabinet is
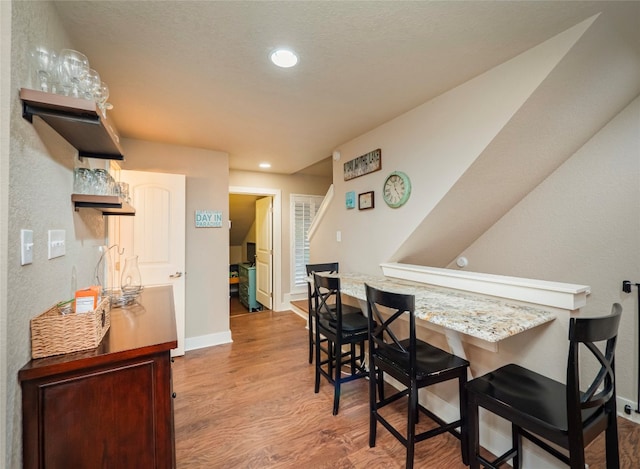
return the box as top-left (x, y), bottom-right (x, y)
top-left (19, 286), bottom-right (178, 469)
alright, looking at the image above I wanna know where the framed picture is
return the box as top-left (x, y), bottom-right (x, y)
top-left (345, 191), bottom-right (356, 209)
top-left (358, 191), bottom-right (375, 210)
top-left (343, 148), bottom-right (382, 181)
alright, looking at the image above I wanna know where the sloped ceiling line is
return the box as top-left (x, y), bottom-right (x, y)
top-left (392, 15), bottom-right (640, 267)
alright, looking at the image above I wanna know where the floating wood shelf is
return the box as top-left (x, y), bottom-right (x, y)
top-left (71, 194), bottom-right (135, 216)
top-left (20, 88), bottom-right (124, 160)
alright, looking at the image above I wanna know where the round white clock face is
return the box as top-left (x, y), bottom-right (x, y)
top-left (383, 171), bottom-right (411, 208)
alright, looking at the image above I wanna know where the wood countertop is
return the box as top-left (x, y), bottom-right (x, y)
top-left (19, 285), bottom-right (177, 381)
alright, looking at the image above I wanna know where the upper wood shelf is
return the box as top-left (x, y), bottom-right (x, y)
top-left (20, 88), bottom-right (125, 160)
top-left (71, 194), bottom-right (135, 216)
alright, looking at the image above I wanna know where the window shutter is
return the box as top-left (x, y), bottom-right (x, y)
top-left (292, 195), bottom-right (324, 289)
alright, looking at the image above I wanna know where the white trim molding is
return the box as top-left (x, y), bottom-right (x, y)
top-left (307, 184), bottom-right (333, 241)
top-left (186, 330), bottom-right (233, 351)
top-left (380, 262), bottom-right (590, 311)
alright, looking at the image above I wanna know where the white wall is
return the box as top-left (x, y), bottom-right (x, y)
top-left (120, 138), bottom-right (230, 342)
top-left (311, 16), bottom-right (599, 275)
top-left (0, 1), bottom-right (12, 466)
top-left (5, 3), bottom-right (107, 467)
top-left (456, 96), bottom-right (640, 408)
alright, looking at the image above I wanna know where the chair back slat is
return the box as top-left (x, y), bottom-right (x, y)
top-left (313, 273), bottom-right (343, 325)
top-left (365, 283), bottom-right (417, 372)
top-left (566, 303), bottom-right (622, 436)
top-left (306, 262), bottom-right (339, 302)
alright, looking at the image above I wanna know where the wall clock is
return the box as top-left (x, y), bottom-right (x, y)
top-left (382, 171), bottom-right (411, 208)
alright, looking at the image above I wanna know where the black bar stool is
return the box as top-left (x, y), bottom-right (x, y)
top-left (305, 262), bottom-right (339, 364)
top-left (314, 273), bottom-right (369, 415)
top-left (466, 303), bottom-right (622, 469)
top-left (365, 283), bottom-right (470, 469)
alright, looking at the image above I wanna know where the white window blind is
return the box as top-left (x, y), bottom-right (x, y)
top-left (291, 195), bottom-right (324, 290)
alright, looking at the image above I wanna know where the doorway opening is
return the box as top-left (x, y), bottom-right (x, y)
top-left (228, 186), bottom-right (282, 318)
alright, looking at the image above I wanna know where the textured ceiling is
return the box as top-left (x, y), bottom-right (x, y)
top-left (52, 1), bottom-right (640, 176)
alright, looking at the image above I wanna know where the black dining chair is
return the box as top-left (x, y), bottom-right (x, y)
top-left (365, 283), bottom-right (470, 469)
top-left (305, 262), bottom-right (339, 364)
top-left (314, 273), bottom-right (369, 415)
top-left (466, 303), bottom-right (623, 469)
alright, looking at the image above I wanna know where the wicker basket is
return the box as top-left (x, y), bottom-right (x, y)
top-left (30, 296), bottom-right (111, 359)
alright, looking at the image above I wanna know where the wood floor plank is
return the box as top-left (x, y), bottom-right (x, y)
top-left (172, 307), bottom-right (640, 468)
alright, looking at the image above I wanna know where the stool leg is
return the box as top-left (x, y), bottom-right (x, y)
top-left (467, 392), bottom-right (480, 469)
top-left (333, 338), bottom-right (342, 415)
top-left (308, 311), bottom-right (313, 364)
top-left (604, 405), bottom-right (620, 469)
top-left (512, 425), bottom-right (522, 469)
top-left (406, 380), bottom-right (418, 469)
top-left (314, 325), bottom-right (321, 393)
top-left (350, 343), bottom-right (356, 374)
top-left (459, 373), bottom-right (469, 465)
top-left (369, 359), bottom-right (377, 447)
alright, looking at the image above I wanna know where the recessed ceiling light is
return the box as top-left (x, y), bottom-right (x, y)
top-left (259, 162), bottom-right (271, 169)
top-left (270, 49), bottom-right (298, 68)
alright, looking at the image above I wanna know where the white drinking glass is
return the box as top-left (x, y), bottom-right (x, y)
top-left (31, 47), bottom-right (57, 93)
top-left (80, 68), bottom-right (101, 101)
top-left (94, 81), bottom-right (111, 114)
top-left (93, 169), bottom-right (110, 195)
top-left (59, 49), bottom-right (89, 98)
top-left (73, 168), bottom-right (94, 194)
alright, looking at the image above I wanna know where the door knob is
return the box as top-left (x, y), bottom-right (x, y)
top-left (169, 272), bottom-right (183, 278)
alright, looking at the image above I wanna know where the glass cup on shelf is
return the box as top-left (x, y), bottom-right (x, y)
top-left (92, 169), bottom-right (111, 195)
top-left (94, 81), bottom-right (110, 115)
top-left (73, 168), bottom-right (94, 194)
top-left (80, 68), bottom-right (101, 101)
top-left (117, 182), bottom-right (130, 202)
top-left (31, 47), bottom-right (57, 93)
top-left (58, 49), bottom-right (89, 98)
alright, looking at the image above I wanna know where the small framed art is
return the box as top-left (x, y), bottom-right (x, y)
top-left (345, 191), bottom-right (356, 209)
top-left (358, 191), bottom-right (375, 210)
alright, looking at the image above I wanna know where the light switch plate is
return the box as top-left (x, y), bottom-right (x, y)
top-left (21, 229), bottom-right (33, 265)
top-left (48, 229), bottom-right (65, 259)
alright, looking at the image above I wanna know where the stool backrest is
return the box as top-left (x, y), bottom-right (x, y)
top-left (567, 303), bottom-right (622, 441)
top-left (365, 283), bottom-right (417, 374)
top-left (313, 273), bottom-right (344, 328)
top-left (306, 263), bottom-right (339, 309)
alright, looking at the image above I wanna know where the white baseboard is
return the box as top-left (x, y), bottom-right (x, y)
top-left (617, 395), bottom-right (640, 424)
top-left (185, 330), bottom-right (232, 352)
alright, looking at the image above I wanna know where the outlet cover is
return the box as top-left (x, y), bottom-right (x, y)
top-left (48, 229), bottom-right (65, 259)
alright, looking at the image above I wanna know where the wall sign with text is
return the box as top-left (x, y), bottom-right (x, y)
top-left (195, 210), bottom-right (223, 228)
top-left (343, 148), bottom-right (382, 181)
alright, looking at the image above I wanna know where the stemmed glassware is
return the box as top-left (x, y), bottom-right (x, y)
top-left (29, 47), bottom-right (113, 114)
top-left (58, 49), bottom-right (89, 98)
top-left (94, 81), bottom-right (113, 115)
top-left (31, 47), bottom-right (57, 93)
top-left (80, 68), bottom-right (101, 100)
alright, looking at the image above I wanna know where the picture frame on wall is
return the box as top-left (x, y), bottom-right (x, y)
top-left (343, 148), bottom-right (382, 181)
top-left (345, 191), bottom-right (356, 209)
top-left (358, 191), bottom-right (375, 210)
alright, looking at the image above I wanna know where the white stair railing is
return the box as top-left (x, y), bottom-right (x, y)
top-left (307, 184), bottom-right (333, 241)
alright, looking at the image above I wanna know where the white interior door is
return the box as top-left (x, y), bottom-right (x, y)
top-left (112, 170), bottom-right (186, 356)
top-left (255, 196), bottom-right (273, 309)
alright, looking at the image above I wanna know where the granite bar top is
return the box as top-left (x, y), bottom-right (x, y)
top-left (334, 272), bottom-right (556, 343)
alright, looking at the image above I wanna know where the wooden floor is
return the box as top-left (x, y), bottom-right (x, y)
top-left (229, 295), bottom-right (249, 317)
top-left (172, 307), bottom-right (640, 468)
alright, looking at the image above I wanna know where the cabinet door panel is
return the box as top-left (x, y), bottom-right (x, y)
top-left (41, 361), bottom-right (156, 468)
